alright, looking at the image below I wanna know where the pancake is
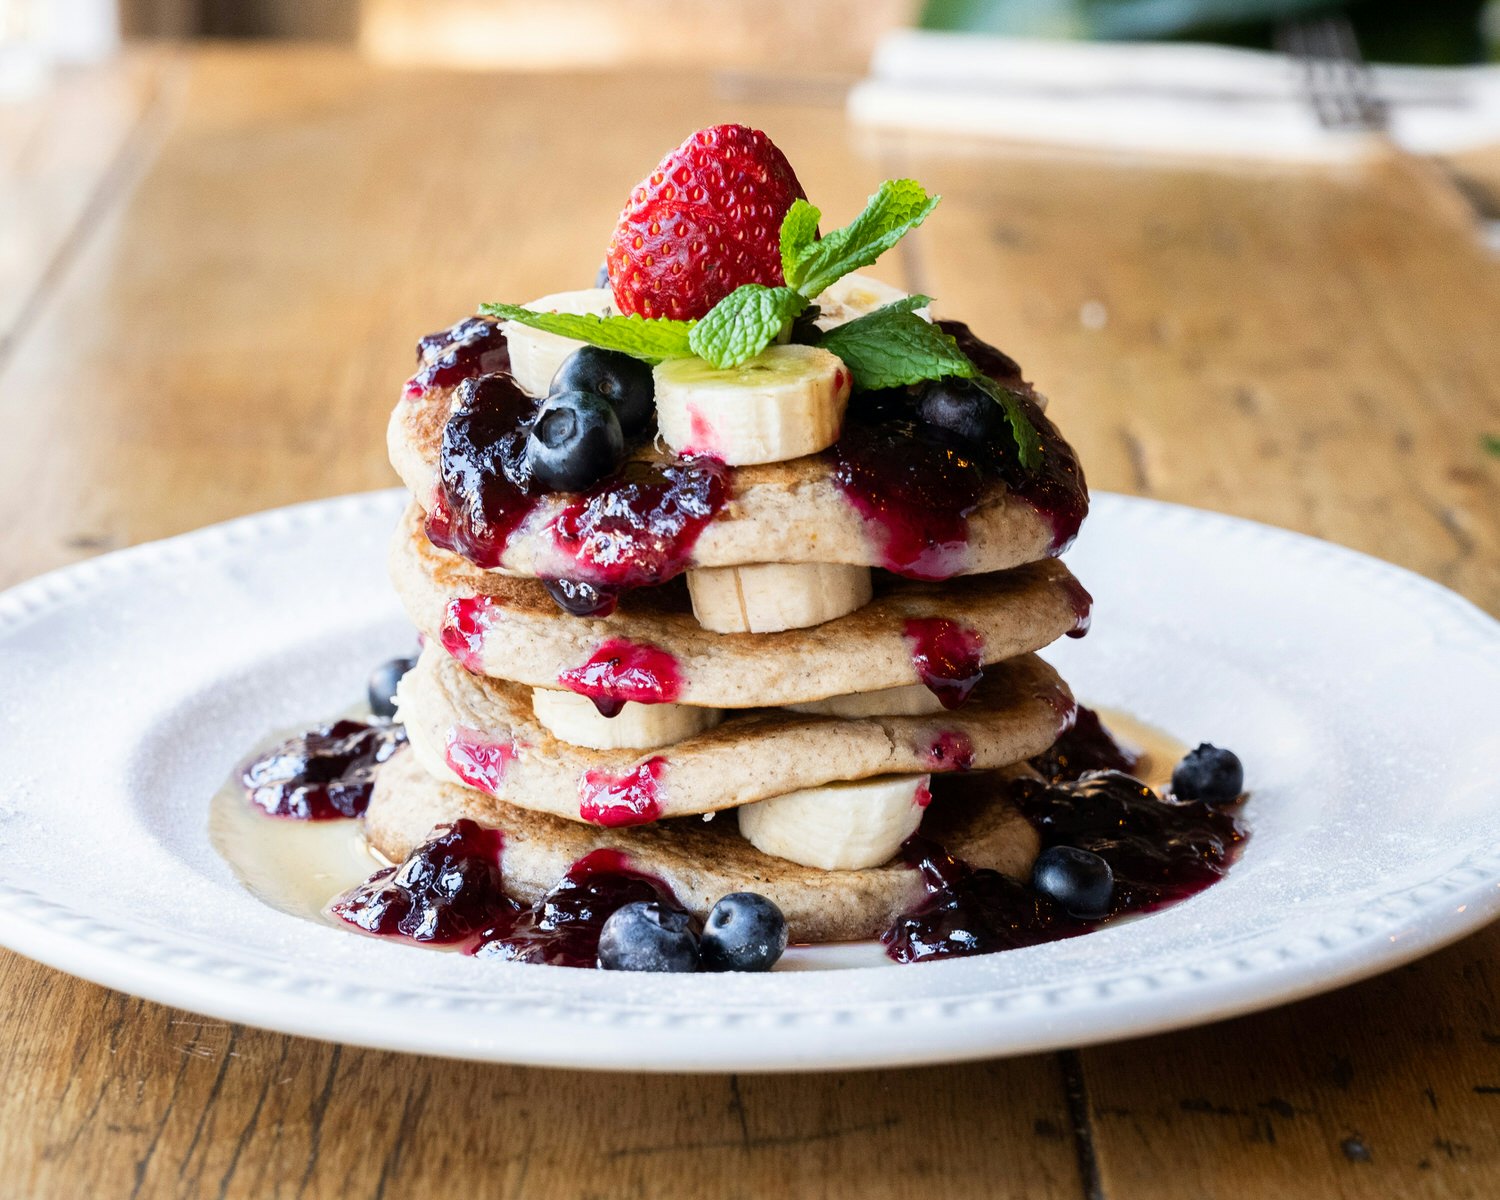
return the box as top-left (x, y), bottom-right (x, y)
top-left (368, 747), bottom-right (1042, 942)
top-left (395, 643), bottom-right (1074, 823)
top-left (391, 502), bottom-right (1090, 707)
top-left (386, 321), bottom-right (1086, 582)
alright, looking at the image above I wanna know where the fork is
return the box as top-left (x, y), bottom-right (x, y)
top-left (1276, 14), bottom-right (1389, 133)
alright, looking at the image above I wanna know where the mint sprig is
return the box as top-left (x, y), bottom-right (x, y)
top-left (815, 297), bottom-right (959, 389)
top-left (478, 304), bottom-right (695, 364)
top-left (479, 173), bottom-right (1043, 471)
top-left (688, 285), bottom-right (808, 369)
top-left (782, 180), bottom-right (939, 300)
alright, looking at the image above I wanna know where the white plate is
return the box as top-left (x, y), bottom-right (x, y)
top-left (1, 490), bottom-right (1497, 1072)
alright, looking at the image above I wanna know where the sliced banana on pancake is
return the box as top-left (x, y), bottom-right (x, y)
top-left (531, 687), bottom-right (722, 750)
top-left (812, 272), bottom-right (930, 331)
top-left (653, 343), bottom-right (850, 465)
top-left (736, 774), bottom-right (931, 871)
top-left (786, 683), bottom-right (948, 718)
top-left (686, 561), bottom-right (873, 634)
top-left (503, 287), bottom-right (614, 398)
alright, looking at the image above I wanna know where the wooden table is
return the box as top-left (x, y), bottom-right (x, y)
top-left (2, 44), bottom-right (1497, 1200)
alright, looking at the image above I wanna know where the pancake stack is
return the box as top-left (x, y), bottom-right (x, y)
top-left (371, 268), bottom-right (1091, 942)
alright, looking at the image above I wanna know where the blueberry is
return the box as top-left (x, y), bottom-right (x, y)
top-left (700, 892), bottom-right (788, 972)
top-left (525, 389), bottom-right (624, 493)
top-left (594, 261), bottom-right (610, 289)
top-left (1032, 845), bottom-right (1114, 919)
top-left (917, 377), bottom-right (1001, 445)
top-left (1171, 743), bottom-right (1244, 804)
top-left (551, 346), bottom-right (655, 437)
top-left (597, 901), bottom-right (700, 972)
top-left (367, 655), bottom-right (417, 720)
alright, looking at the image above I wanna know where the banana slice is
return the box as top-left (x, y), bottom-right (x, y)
top-left (531, 686), bottom-right (721, 750)
top-left (737, 774), bottom-right (932, 871)
top-left (813, 273), bottom-right (931, 331)
top-left (654, 343), bottom-right (851, 465)
top-left (686, 561), bottom-right (872, 634)
top-left (503, 287), bottom-right (614, 398)
top-left (785, 683), bottom-right (948, 718)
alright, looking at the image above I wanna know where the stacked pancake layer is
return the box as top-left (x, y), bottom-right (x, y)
top-left (376, 279), bottom-right (1090, 940)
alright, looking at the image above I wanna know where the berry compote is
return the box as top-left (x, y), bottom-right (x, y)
top-left (829, 322), bottom-right (1087, 578)
top-left (474, 849), bottom-right (678, 966)
top-left (557, 638), bottom-right (684, 717)
top-left (424, 351), bottom-right (733, 606)
top-left (904, 617), bottom-right (985, 709)
top-left (240, 719), bottom-right (406, 820)
top-left (426, 373), bottom-right (542, 569)
top-left (578, 757), bottom-right (667, 826)
top-left (330, 819), bottom-right (509, 943)
top-left (406, 316), bottom-right (510, 399)
top-left (1029, 705), bottom-right (1140, 782)
top-left (884, 764), bottom-right (1246, 963)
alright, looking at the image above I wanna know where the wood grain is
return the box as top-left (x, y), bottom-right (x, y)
top-left (1, 43), bottom-right (1499, 1200)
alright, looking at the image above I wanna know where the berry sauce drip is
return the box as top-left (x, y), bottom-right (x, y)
top-left (423, 344), bottom-right (733, 598)
top-left (444, 726), bottom-right (521, 795)
top-left (1029, 705), bottom-right (1140, 783)
top-left (1013, 771), bottom-right (1244, 913)
top-left (240, 720), bottom-right (406, 820)
top-left (1062, 576), bottom-right (1094, 639)
top-left (883, 837), bottom-right (1084, 961)
top-left (904, 618), bottom-right (985, 710)
top-left (330, 819), bottom-right (509, 943)
top-left (883, 770), bottom-right (1246, 963)
top-left (440, 596), bottom-right (492, 673)
top-left (475, 849), bottom-right (676, 967)
top-left (923, 729), bottom-right (976, 772)
top-left (426, 372), bottom-right (543, 570)
top-left (557, 638), bottom-right (684, 717)
top-left (406, 317), bottom-right (511, 400)
top-left (579, 757), bottom-right (667, 826)
top-left (828, 324), bottom-right (1087, 577)
top-left (942, 321), bottom-right (1089, 553)
top-left (551, 457), bottom-right (733, 592)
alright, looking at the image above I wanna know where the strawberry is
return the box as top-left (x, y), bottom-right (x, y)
top-left (606, 124), bottom-right (806, 321)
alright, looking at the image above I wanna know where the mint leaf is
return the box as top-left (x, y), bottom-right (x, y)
top-left (688, 285), bottom-right (808, 369)
top-left (971, 376), bottom-right (1043, 471)
top-left (816, 298), bottom-right (962, 390)
top-left (818, 298), bottom-right (1041, 470)
top-left (784, 180), bottom-right (939, 299)
top-left (779, 199), bottom-right (821, 284)
top-left (479, 303), bottom-right (694, 364)
top-left (1484, 433), bottom-right (1500, 458)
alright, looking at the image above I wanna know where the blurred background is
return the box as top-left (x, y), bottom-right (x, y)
top-left (7, 1), bottom-right (1500, 210)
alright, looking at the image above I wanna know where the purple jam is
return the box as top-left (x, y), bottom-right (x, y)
top-left (406, 316), bottom-right (511, 399)
top-left (557, 638), bottom-right (684, 716)
top-left (240, 719), bottom-right (405, 820)
top-left (884, 769), bottom-right (1246, 963)
top-left (883, 837), bottom-right (1086, 961)
top-left (550, 456), bottom-right (732, 592)
top-left (923, 729), bottom-right (976, 772)
top-left (578, 757), bottom-right (667, 826)
top-left (421, 328), bottom-right (734, 598)
top-left (829, 322), bottom-right (1088, 579)
top-left (904, 617), bottom-right (985, 710)
top-left (1012, 771), bottom-right (1244, 913)
top-left (474, 848), bottom-right (677, 967)
top-left (330, 819), bottom-right (510, 943)
top-left (426, 372), bottom-right (542, 569)
top-left (1029, 705), bottom-right (1141, 782)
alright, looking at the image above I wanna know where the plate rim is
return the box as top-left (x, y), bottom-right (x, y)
top-left (1, 488), bottom-right (1497, 1072)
